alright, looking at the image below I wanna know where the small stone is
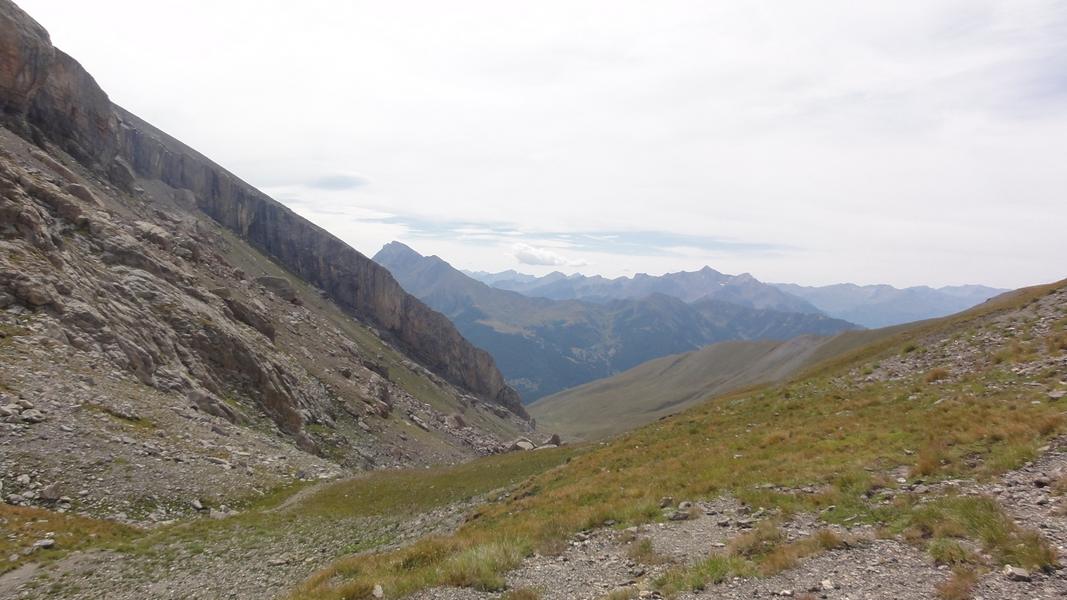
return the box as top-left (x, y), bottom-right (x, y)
top-left (32, 538), bottom-right (55, 551)
top-left (372, 583), bottom-right (384, 598)
top-left (821, 579), bottom-right (835, 591)
top-left (1049, 390), bottom-right (1066, 400)
top-left (658, 496), bottom-right (674, 508)
top-left (20, 409), bottom-right (45, 423)
top-left (1034, 476), bottom-right (1052, 488)
top-left (190, 498), bottom-right (204, 511)
top-left (1003, 565), bottom-right (1031, 581)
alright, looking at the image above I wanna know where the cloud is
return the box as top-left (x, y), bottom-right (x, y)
top-left (307, 174), bottom-right (370, 191)
top-left (29, 0), bottom-right (1067, 288)
top-left (513, 243), bottom-right (586, 267)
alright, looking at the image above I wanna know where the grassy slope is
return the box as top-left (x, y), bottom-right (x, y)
top-left (531, 324), bottom-right (912, 442)
top-left (292, 279), bottom-right (1067, 599)
top-left (1, 448), bottom-right (576, 578)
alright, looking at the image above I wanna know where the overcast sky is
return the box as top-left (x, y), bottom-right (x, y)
top-left (19, 0), bottom-right (1067, 288)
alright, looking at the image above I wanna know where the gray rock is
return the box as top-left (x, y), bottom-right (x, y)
top-left (32, 538), bottom-right (55, 551)
top-left (1003, 565), bottom-right (1031, 581)
top-left (508, 438), bottom-right (536, 451)
top-left (20, 408), bottom-right (45, 423)
top-left (255, 276), bottom-right (298, 303)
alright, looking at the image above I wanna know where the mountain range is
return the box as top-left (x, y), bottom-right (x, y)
top-left (469, 268), bottom-right (1006, 328)
top-left (467, 266), bottom-right (821, 313)
top-left (772, 282), bottom-right (1007, 328)
top-left (375, 242), bottom-right (857, 401)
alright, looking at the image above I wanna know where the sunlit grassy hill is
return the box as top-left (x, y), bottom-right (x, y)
top-left (531, 324), bottom-right (914, 442)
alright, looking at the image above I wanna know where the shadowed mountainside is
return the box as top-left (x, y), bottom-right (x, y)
top-left (375, 241), bottom-right (858, 401)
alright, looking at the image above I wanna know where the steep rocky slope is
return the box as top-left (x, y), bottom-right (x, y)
top-left (0, 0), bottom-right (531, 527)
top-left (375, 242), bottom-right (857, 401)
top-left (0, 0), bottom-right (521, 417)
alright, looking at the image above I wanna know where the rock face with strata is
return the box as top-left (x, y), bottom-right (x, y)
top-left (0, 0), bottom-right (524, 418)
top-left (0, 0), bottom-right (535, 524)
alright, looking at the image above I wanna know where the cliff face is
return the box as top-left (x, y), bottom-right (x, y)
top-left (0, 0), bottom-right (524, 416)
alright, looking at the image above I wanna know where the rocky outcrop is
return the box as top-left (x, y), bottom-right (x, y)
top-left (0, 0), bottom-right (525, 418)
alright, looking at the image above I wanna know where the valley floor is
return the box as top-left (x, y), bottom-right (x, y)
top-left (0, 449), bottom-right (575, 599)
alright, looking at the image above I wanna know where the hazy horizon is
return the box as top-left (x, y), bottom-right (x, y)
top-left (18, 0), bottom-right (1067, 289)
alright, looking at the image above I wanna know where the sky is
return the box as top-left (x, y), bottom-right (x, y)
top-left (18, 0), bottom-right (1067, 288)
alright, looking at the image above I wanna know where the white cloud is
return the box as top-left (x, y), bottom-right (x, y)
top-left (513, 243), bottom-right (586, 267)
top-left (19, 0), bottom-right (1067, 288)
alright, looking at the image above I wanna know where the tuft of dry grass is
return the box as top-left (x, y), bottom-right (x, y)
top-left (626, 538), bottom-right (668, 565)
top-left (0, 505), bottom-right (138, 574)
top-left (1047, 332), bottom-right (1067, 354)
top-left (935, 568), bottom-right (977, 600)
top-left (924, 368), bottom-right (950, 383)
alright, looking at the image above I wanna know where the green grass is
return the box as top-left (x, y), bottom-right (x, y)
top-left (0, 505), bottom-right (138, 574)
top-left (111, 447), bottom-right (576, 561)
top-left (291, 280), bottom-right (1067, 599)
top-left (656, 524), bottom-right (847, 595)
top-left (888, 494), bottom-right (1057, 571)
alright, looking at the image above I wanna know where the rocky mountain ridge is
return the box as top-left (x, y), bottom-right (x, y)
top-left (470, 265), bottom-right (821, 313)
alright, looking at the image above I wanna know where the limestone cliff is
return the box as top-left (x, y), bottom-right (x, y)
top-left (0, 0), bottom-right (524, 417)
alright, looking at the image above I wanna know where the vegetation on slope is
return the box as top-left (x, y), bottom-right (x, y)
top-left (0, 449), bottom-right (575, 580)
top-left (531, 325), bottom-right (912, 441)
top-left (291, 280), bottom-right (1067, 599)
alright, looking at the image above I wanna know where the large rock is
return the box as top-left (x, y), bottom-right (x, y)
top-left (223, 296), bottom-right (276, 341)
top-left (187, 390), bottom-right (246, 426)
top-left (255, 276), bottom-right (298, 303)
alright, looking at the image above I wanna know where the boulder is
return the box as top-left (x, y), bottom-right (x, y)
top-left (187, 390), bottom-right (247, 425)
top-left (255, 276), bottom-right (298, 303)
top-left (508, 438), bottom-right (536, 452)
top-left (223, 297), bottom-right (276, 341)
top-left (64, 183), bottom-right (103, 207)
top-left (1003, 565), bottom-right (1031, 581)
